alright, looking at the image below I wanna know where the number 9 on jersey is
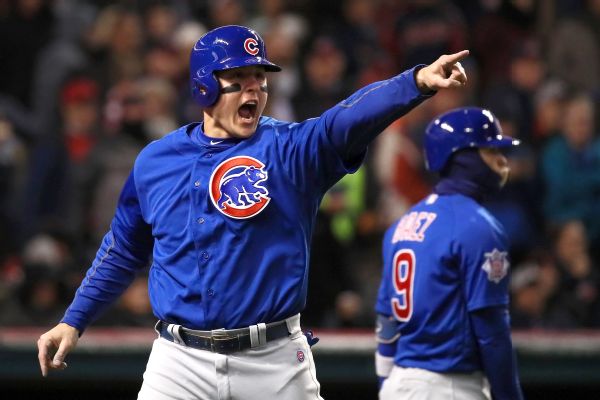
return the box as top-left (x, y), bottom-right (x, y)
top-left (391, 249), bottom-right (415, 322)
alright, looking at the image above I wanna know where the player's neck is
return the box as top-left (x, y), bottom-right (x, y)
top-left (434, 178), bottom-right (485, 203)
top-left (202, 113), bottom-right (230, 139)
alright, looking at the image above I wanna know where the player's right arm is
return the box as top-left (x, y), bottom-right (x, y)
top-left (36, 170), bottom-right (153, 376)
top-left (61, 171), bottom-right (153, 331)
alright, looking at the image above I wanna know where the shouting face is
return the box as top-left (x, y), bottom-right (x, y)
top-left (203, 66), bottom-right (268, 140)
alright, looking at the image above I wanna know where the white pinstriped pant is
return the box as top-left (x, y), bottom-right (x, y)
top-left (137, 315), bottom-right (323, 400)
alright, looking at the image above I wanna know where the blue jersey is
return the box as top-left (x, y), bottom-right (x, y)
top-left (376, 193), bottom-right (511, 372)
top-left (62, 67), bottom-right (431, 331)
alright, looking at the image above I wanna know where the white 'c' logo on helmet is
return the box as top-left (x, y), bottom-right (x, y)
top-left (244, 38), bottom-right (259, 56)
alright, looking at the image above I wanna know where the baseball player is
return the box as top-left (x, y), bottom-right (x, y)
top-left (375, 107), bottom-right (524, 400)
top-left (37, 25), bottom-right (468, 399)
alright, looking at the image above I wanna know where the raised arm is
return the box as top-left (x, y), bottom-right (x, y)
top-left (323, 50), bottom-right (469, 163)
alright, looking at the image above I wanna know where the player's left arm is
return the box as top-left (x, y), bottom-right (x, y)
top-left (470, 306), bottom-right (524, 400)
top-left (323, 50), bottom-right (468, 163)
top-left (458, 208), bottom-right (523, 400)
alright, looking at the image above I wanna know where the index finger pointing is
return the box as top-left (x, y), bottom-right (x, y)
top-left (444, 50), bottom-right (470, 65)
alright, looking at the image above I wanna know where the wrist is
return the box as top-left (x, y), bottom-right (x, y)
top-left (413, 65), bottom-right (435, 95)
top-left (59, 322), bottom-right (81, 337)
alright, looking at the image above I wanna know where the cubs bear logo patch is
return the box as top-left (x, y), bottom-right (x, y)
top-left (482, 248), bottom-right (509, 283)
top-left (209, 156), bottom-right (270, 219)
top-left (296, 350), bottom-right (305, 363)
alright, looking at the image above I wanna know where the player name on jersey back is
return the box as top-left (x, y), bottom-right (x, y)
top-left (391, 210), bottom-right (437, 243)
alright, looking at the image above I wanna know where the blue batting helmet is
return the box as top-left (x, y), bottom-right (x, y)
top-left (424, 107), bottom-right (520, 171)
top-left (190, 25), bottom-right (281, 108)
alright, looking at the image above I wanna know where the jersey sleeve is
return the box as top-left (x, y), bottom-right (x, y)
top-left (470, 306), bottom-right (524, 400)
top-left (61, 170), bottom-right (153, 332)
top-left (455, 208), bottom-right (511, 311)
top-left (375, 225), bottom-right (397, 317)
top-left (273, 66), bottom-right (432, 195)
top-left (323, 66), bottom-right (430, 163)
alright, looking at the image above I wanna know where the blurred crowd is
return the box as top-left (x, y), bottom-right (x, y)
top-left (1, 0), bottom-right (600, 331)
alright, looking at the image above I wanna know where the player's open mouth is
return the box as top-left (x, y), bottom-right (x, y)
top-left (238, 100), bottom-right (257, 122)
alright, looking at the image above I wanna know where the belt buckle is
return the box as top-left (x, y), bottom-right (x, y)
top-left (210, 330), bottom-right (240, 354)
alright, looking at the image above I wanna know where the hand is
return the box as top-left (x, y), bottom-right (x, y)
top-left (415, 50), bottom-right (469, 93)
top-left (37, 322), bottom-right (80, 377)
top-left (303, 330), bottom-right (320, 347)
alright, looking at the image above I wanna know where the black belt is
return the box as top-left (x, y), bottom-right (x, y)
top-left (156, 320), bottom-right (291, 354)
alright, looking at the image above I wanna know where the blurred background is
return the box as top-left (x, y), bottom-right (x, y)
top-left (1, 0), bottom-right (600, 398)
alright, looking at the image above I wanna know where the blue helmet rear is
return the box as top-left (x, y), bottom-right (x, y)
top-left (190, 25), bottom-right (281, 107)
top-left (424, 107), bottom-right (520, 171)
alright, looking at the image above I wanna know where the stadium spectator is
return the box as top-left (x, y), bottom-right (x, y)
top-left (392, 0), bottom-right (468, 71)
top-left (510, 256), bottom-right (560, 329)
top-left (547, 0), bottom-right (600, 93)
top-left (292, 35), bottom-right (351, 121)
top-left (541, 93), bottom-right (600, 251)
top-left (482, 38), bottom-right (546, 145)
top-left (551, 220), bottom-right (600, 328)
top-left (0, 116), bottom-right (26, 256)
top-left (532, 79), bottom-right (568, 143)
top-left (0, 232), bottom-right (73, 326)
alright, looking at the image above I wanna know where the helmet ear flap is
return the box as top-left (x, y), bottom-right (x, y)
top-left (191, 73), bottom-right (220, 108)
